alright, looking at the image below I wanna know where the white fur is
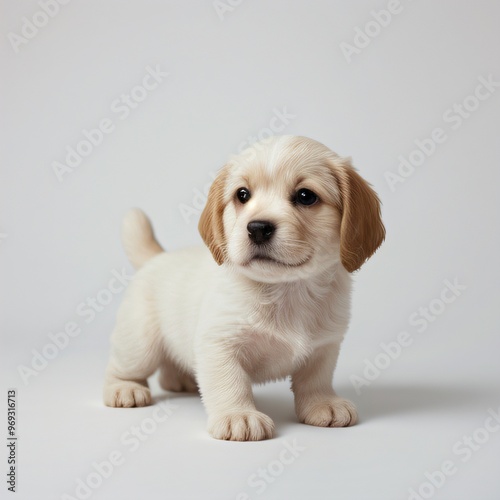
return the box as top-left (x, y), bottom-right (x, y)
top-left (103, 135), bottom-right (383, 441)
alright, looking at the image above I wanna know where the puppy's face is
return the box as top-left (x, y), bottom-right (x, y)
top-left (221, 140), bottom-right (343, 283)
top-left (199, 136), bottom-right (385, 283)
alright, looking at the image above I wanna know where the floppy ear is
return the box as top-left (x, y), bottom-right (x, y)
top-left (198, 166), bottom-right (229, 265)
top-left (333, 159), bottom-right (385, 273)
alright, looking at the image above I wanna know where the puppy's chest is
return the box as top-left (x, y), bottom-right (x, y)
top-left (233, 292), bottom-right (340, 381)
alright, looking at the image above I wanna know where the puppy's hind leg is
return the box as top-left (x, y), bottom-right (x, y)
top-left (159, 358), bottom-right (198, 393)
top-left (292, 342), bottom-right (357, 427)
top-left (103, 303), bottom-right (164, 408)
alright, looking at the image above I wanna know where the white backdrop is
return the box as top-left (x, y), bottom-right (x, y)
top-left (1, 1), bottom-right (500, 499)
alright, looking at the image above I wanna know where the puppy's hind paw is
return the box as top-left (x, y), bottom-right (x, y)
top-left (298, 397), bottom-right (358, 428)
top-left (208, 411), bottom-right (275, 441)
top-left (159, 369), bottom-right (198, 393)
top-left (103, 381), bottom-right (152, 408)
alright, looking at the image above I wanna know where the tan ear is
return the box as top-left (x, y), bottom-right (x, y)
top-left (198, 166), bottom-right (229, 265)
top-left (333, 160), bottom-right (385, 272)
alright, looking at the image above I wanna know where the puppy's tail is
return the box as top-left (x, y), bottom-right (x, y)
top-left (121, 208), bottom-right (164, 270)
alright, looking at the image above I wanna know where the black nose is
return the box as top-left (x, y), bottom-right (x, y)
top-left (247, 220), bottom-right (276, 245)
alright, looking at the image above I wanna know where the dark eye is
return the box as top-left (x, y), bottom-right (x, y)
top-left (295, 188), bottom-right (319, 206)
top-left (236, 187), bottom-right (251, 204)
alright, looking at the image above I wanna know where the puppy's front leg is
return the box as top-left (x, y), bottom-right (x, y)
top-left (197, 345), bottom-right (274, 441)
top-left (292, 342), bottom-right (357, 427)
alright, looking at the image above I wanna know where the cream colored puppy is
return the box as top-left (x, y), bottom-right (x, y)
top-left (103, 135), bottom-right (385, 441)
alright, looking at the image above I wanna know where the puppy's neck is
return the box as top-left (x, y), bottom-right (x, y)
top-left (231, 262), bottom-right (347, 305)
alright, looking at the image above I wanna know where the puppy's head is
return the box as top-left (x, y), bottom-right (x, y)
top-left (199, 136), bottom-right (385, 283)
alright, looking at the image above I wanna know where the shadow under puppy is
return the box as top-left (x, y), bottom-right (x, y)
top-left (103, 135), bottom-right (385, 441)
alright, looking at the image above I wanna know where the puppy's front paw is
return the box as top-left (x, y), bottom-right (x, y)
top-left (103, 381), bottom-right (152, 408)
top-left (208, 411), bottom-right (275, 441)
top-left (297, 397), bottom-right (358, 427)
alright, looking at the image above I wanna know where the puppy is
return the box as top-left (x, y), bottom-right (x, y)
top-left (103, 135), bottom-right (385, 441)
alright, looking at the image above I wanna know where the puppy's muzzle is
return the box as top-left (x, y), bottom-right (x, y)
top-left (247, 220), bottom-right (275, 245)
